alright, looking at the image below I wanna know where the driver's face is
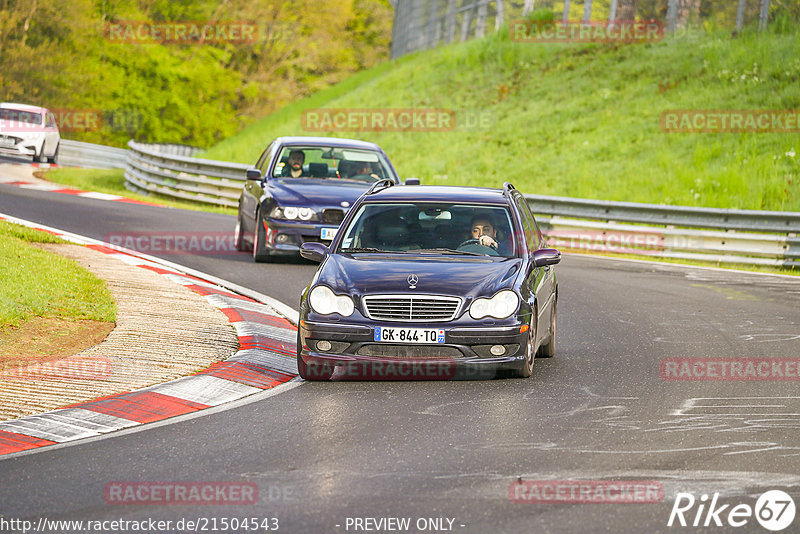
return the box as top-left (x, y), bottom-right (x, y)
top-left (471, 220), bottom-right (495, 239)
top-left (288, 152), bottom-right (304, 169)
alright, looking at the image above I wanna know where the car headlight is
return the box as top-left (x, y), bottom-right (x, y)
top-left (469, 290), bottom-right (520, 320)
top-left (270, 206), bottom-right (316, 221)
top-left (309, 285), bottom-right (355, 316)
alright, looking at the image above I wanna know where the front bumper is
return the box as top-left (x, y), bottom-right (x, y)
top-left (262, 219), bottom-right (338, 255)
top-left (298, 320), bottom-right (530, 380)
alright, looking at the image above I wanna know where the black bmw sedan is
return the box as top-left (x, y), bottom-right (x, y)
top-left (297, 181), bottom-right (561, 381)
top-left (235, 136), bottom-right (401, 262)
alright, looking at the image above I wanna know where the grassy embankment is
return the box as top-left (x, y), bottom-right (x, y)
top-left (45, 22), bottom-right (799, 273)
top-left (0, 222), bottom-right (116, 363)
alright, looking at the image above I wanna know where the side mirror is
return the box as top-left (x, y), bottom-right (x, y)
top-left (246, 168), bottom-right (262, 181)
top-left (533, 248), bottom-right (561, 267)
top-left (404, 178), bottom-right (420, 185)
top-left (300, 242), bottom-right (328, 263)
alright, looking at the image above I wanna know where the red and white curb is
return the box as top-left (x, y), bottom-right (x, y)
top-left (1, 179), bottom-right (161, 206)
top-left (0, 213), bottom-right (299, 456)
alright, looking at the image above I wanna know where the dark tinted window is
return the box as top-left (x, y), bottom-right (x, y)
top-left (512, 193), bottom-right (538, 251)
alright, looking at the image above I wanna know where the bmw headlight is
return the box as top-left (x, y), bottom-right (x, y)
top-left (309, 285), bottom-right (355, 316)
top-left (469, 290), bottom-right (519, 320)
top-left (270, 206), bottom-right (316, 221)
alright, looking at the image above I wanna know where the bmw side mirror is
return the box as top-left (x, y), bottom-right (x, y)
top-left (246, 168), bottom-right (262, 181)
top-left (533, 248), bottom-right (561, 267)
top-left (300, 242), bottom-right (328, 263)
top-left (404, 178), bottom-right (420, 185)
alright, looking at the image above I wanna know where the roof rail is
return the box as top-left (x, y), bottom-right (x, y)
top-left (502, 182), bottom-right (516, 196)
top-left (365, 178), bottom-right (395, 195)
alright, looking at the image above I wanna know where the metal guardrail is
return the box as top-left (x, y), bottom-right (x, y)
top-left (59, 139), bottom-right (128, 169)
top-left (124, 141), bottom-right (248, 208)
top-left (117, 141), bottom-right (799, 267)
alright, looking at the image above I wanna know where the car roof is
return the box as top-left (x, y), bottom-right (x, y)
top-left (364, 185), bottom-right (511, 205)
top-left (0, 103), bottom-right (48, 114)
top-left (273, 136), bottom-right (384, 151)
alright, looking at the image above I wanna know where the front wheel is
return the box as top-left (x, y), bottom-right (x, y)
top-left (513, 321), bottom-right (536, 378)
top-left (537, 300), bottom-right (556, 358)
top-left (252, 211), bottom-right (272, 263)
top-left (47, 143), bottom-right (59, 164)
top-left (234, 213), bottom-right (246, 251)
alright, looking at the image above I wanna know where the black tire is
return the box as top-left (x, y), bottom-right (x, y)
top-left (252, 210), bottom-right (272, 263)
top-left (32, 150), bottom-right (43, 163)
top-left (47, 143), bottom-right (59, 164)
top-left (513, 318), bottom-right (536, 378)
top-left (234, 213), bottom-right (246, 251)
top-left (537, 299), bottom-right (556, 358)
top-left (296, 331), bottom-right (334, 381)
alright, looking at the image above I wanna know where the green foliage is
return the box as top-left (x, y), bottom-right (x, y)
top-left (0, 222), bottom-right (116, 327)
top-left (203, 23), bottom-right (800, 212)
top-left (0, 0), bottom-right (392, 148)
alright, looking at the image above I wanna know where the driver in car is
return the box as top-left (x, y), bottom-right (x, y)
top-left (470, 216), bottom-right (500, 251)
top-left (285, 150), bottom-right (306, 177)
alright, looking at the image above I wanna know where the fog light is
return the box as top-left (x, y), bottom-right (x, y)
top-left (490, 345), bottom-right (506, 356)
top-left (316, 340), bottom-right (332, 352)
top-left (277, 234), bottom-right (289, 243)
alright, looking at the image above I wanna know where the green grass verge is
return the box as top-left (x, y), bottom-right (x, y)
top-left (202, 24), bottom-right (800, 212)
top-left (0, 221), bottom-right (117, 329)
top-left (42, 168), bottom-right (236, 215)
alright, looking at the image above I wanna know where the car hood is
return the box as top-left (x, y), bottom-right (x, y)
top-left (268, 179), bottom-right (371, 206)
top-left (318, 254), bottom-right (523, 299)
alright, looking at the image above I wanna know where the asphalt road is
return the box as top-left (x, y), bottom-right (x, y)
top-left (2, 176), bottom-right (800, 533)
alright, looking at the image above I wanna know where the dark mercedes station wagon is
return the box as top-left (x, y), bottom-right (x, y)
top-left (297, 181), bottom-right (561, 380)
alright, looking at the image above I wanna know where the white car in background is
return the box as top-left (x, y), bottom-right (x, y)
top-left (0, 103), bottom-right (60, 163)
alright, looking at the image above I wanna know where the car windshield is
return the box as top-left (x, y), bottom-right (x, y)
top-left (272, 146), bottom-right (394, 182)
top-left (338, 202), bottom-right (518, 257)
top-left (0, 108), bottom-right (43, 126)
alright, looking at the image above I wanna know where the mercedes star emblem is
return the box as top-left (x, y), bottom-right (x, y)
top-left (407, 274), bottom-right (418, 289)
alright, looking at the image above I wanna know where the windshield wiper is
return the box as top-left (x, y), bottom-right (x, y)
top-left (341, 247), bottom-right (390, 253)
top-left (405, 248), bottom-right (484, 256)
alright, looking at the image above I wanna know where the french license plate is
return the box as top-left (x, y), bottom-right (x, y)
top-left (374, 327), bottom-right (445, 344)
top-left (320, 227), bottom-right (338, 240)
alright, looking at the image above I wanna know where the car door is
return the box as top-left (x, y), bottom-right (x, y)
top-left (512, 193), bottom-right (553, 347)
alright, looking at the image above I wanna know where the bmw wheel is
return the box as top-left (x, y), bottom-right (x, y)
top-left (234, 213), bottom-right (246, 251)
top-left (252, 210), bottom-right (272, 263)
